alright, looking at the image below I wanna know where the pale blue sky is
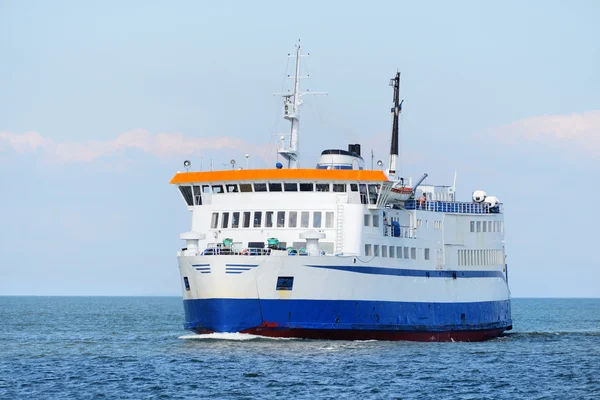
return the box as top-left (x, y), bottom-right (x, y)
top-left (1, 0), bottom-right (598, 297)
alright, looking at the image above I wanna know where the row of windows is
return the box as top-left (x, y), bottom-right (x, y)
top-left (470, 220), bottom-right (504, 233)
top-left (365, 244), bottom-right (430, 260)
top-left (416, 219), bottom-right (443, 229)
top-left (210, 211), bottom-right (335, 229)
top-left (179, 183), bottom-right (381, 206)
top-left (458, 249), bottom-right (504, 266)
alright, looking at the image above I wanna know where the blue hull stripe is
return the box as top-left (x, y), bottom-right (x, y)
top-left (305, 265), bottom-right (505, 280)
top-left (225, 264), bottom-right (259, 267)
top-left (183, 298), bottom-right (512, 334)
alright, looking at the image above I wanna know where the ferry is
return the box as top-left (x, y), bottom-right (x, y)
top-left (170, 44), bottom-right (512, 341)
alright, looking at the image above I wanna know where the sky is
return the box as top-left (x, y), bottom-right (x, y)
top-left (1, 0), bottom-right (599, 297)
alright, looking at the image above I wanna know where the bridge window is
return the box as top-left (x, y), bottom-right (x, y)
top-left (265, 211), bottom-right (274, 228)
top-left (243, 212), bottom-right (251, 228)
top-left (240, 183), bottom-right (253, 192)
top-left (368, 184), bottom-right (378, 205)
top-left (277, 211), bottom-right (285, 227)
top-left (211, 213), bottom-right (219, 229)
top-left (359, 184), bottom-right (368, 204)
top-left (226, 184), bottom-right (238, 193)
top-left (289, 211), bottom-right (298, 228)
top-left (254, 183), bottom-right (267, 192)
top-left (193, 185), bottom-right (201, 205)
top-left (350, 184), bottom-right (358, 192)
top-left (232, 212), bottom-right (240, 228)
top-left (316, 183), bottom-right (330, 192)
top-left (212, 185), bottom-right (224, 194)
top-left (365, 244), bottom-right (372, 256)
top-left (269, 183), bottom-right (282, 192)
top-left (389, 246), bottom-right (395, 258)
top-left (300, 183), bottom-right (313, 192)
top-left (284, 183), bottom-right (298, 192)
top-left (253, 211), bottom-right (262, 228)
top-left (313, 212), bottom-right (322, 228)
top-left (325, 212), bottom-right (334, 228)
top-left (179, 186), bottom-right (193, 206)
top-left (221, 212), bottom-right (229, 228)
top-left (333, 184), bottom-right (346, 192)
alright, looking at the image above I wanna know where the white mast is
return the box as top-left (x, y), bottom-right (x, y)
top-left (276, 41), bottom-right (326, 169)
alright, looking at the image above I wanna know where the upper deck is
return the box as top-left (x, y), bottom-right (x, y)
top-left (170, 169), bottom-right (387, 184)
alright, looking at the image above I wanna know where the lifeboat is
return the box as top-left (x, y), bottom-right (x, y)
top-left (389, 186), bottom-right (413, 202)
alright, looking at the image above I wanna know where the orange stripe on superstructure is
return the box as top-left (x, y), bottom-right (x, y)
top-left (169, 169), bottom-right (388, 184)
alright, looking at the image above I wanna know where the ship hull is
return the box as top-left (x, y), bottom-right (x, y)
top-left (178, 254), bottom-right (512, 342)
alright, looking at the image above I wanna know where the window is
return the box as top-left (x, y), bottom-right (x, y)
top-left (277, 211), bottom-right (285, 227)
top-left (179, 186), bottom-right (193, 206)
top-left (232, 212), bottom-right (240, 228)
top-left (276, 276), bottom-right (294, 291)
top-left (301, 211), bottom-right (309, 228)
top-left (424, 248), bottom-right (430, 260)
top-left (243, 212), bottom-right (251, 228)
top-left (239, 183), bottom-right (253, 192)
top-left (397, 246), bottom-right (402, 258)
top-left (284, 183), bottom-right (298, 192)
top-left (193, 185), bottom-right (202, 205)
top-left (269, 183), bottom-right (282, 192)
top-left (253, 211), bottom-right (262, 228)
top-left (202, 185), bottom-right (211, 193)
top-left (226, 184), bottom-right (238, 193)
top-left (404, 247), bottom-right (409, 259)
top-left (299, 183), bottom-right (313, 192)
top-left (365, 244), bottom-right (372, 256)
top-left (350, 184), bottom-right (358, 192)
top-left (325, 212), bottom-right (334, 228)
top-left (487, 221), bottom-right (492, 232)
top-left (183, 277), bottom-right (190, 291)
top-left (212, 185), bottom-right (224, 194)
top-left (313, 212), bottom-right (322, 228)
top-left (373, 215), bottom-right (380, 227)
top-left (373, 245), bottom-right (380, 257)
top-left (389, 246), bottom-right (395, 258)
top-left (411, 247), bottom-right (416, 260)
top-left (368, 184), bottom-right (378, 205)
top-left (221, 212), bottom-right (229, 228)
top-left (333, 184), bottom-right (346, 192)
top-left (288, 211), bottom-right (298, 228)
top-left (476, 221), bottom-right (481, 232)
top-left (382, 245), bottom-right (388, 258)
top-left (254, 183), bottom-right (267, 192)
top-left (265, 211), bottom-right (274, 228)
top-left (316, 183), bottom-right (330, 192)
top-left (483, 221), bottom-right (487, 232)
top-left (359, 184), bottom-right (368, 204)
top-left (211, 213), bottom-right (219, 229)
top-left (364, 214), bottom-right (370, 227)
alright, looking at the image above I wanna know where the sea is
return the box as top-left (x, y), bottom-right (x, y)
top-left (0, 297), bottom-right (598, 399)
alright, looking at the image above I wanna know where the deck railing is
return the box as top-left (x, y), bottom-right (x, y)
top-left (404, 200), bottom-right (502, 214)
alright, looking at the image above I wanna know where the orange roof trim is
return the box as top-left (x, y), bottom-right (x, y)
top-left (169, 169), bottom-right (388, 184)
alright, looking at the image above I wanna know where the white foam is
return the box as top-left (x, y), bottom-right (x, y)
top-left (178, 332), bottom-right (296, 341)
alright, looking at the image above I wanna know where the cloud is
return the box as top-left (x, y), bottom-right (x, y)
top-left (488, 110), bottom-right (600, 156)
top-left (0, 129), bottom-right (272, 163)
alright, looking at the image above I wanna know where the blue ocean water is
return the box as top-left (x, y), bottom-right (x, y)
top-left (0, 297), bottom-right (598, 399)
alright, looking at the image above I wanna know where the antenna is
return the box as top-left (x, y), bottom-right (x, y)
top-left (274, 41), bottom-right (327, 169)
top-left (388, 72), bottom-right (403, 178)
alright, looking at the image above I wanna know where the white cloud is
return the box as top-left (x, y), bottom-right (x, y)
top-left (0, 129), bottom-right (272, 163)
top-left (489, 110), bottom-right (600, 156)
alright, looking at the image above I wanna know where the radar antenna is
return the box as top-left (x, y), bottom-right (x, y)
top-left (388, 72), bottom-right (403, 178)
